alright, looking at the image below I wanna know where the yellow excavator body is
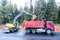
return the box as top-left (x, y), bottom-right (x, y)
top-left (6, 23), bottom-right (15, 28)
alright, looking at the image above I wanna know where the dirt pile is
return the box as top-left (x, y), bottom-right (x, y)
top-left (55, 26), bottom-right (60, 32)
top-left (0, 26), bottom-right (4, 30)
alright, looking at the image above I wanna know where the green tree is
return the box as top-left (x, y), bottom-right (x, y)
top-left (1, 0), bottom-right (7, 6)
top-left (0, 0), bottom-right (17, 24)
top-left (46, 0), bottom-right (58, 21)
top-left (24, 2), bottom-right (32, 21)
top-left (0, 0), bottom-right (8, 24)
top-left (12, 4), bottom-right (19, 20)
top-left (17, 7), bottom-right (23, 24)
top-left (5, 2), bottom-right (14, 23)
top-left (0, 6), bottom-right (4, 24)
top-left (58, 6), bottom-right (60, 23)
top-left (30, 0), bottom-right (33, 13)
top-left (34, 0), bottom-right (46, 20)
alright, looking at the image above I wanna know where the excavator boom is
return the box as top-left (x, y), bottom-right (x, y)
top-left (13, 10), bottom-right (36, 24)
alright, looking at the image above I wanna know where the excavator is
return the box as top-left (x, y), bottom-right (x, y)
top-left (5, 10), bottom-right (37, 33)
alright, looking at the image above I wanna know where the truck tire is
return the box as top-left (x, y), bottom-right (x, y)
top-left (26, 29), bottom-right (30, 33)
top-left (9, 29), bottom-right (14, 33)
top-left (31, 29), bottom-right (36, 33)
top-left (14, 29), bottom-right (18, 32)
top-left (46, 29), bottom-right (52, 35)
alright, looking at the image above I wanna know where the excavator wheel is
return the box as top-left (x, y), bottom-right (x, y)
top-left (9, 27), bottom-right (18, 33)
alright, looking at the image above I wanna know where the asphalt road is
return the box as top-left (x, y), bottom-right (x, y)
top-left (0, 30), bottom-right (60, 40)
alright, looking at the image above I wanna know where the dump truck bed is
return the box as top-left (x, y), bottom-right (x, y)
top-left (22, 21), bottom-right (44, 28)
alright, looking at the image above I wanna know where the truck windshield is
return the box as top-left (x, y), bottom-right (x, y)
top-left (49, 21), bottom-right (54, 26)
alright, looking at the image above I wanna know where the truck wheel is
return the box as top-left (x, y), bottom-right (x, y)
top-left (14, 29), bottom-right (17, 32)
top-left (14, 29), bottom-right (18, 32)
top-left (31, 29), bottom-right (36, 33)
top-left (46, 29), bottom-right (52, 35)
top-left (9, 27), bottom-right (15, 33)
top-left (10, 29), bottom-right (14, 33)
top-left (26, 29), bottom-right (30, 33)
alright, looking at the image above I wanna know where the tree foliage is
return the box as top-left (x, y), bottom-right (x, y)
top-left (58, 6), bottom-right (60, 23)
top-left (46, 0), bottom-right (58, 21)
top-left (34, 0), bottom-right (47, 20)
top-left (0, 0), bottom-right (59, 24)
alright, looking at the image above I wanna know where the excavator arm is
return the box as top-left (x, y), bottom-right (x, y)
top-left (13, 10), bottom-right (36, 25)
top-left (5, 10), bottom-right (36, 33)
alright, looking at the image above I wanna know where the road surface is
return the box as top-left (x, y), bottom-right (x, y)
top-left (0, 30), bottom-right (60, 40)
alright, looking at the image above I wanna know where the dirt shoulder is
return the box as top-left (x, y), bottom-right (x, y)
top-left (55, 24), bottom-right (60, 32)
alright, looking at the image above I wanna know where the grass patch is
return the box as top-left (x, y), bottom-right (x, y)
top-left (55, 24), bottom-right (60, 27)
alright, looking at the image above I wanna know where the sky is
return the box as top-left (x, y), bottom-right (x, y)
top-left (8, 0), bottom-right (60, 9)
top-left (0, 0), bottom-right (60, 9)
top-left (8, 0), bottom-right (35, 9)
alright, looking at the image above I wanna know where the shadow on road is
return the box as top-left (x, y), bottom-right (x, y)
top-left (25, 32), bottom-right (58, 37)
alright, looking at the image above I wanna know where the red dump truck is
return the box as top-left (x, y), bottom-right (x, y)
top-left (22, 21), bottom-right (55, 34)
